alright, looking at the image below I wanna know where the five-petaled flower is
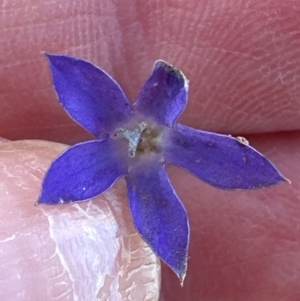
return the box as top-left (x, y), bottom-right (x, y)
top-left (38, 54), bottom-right (288, 284)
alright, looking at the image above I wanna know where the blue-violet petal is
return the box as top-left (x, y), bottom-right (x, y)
top-left (134, 60), bottom-right (188, 127)
top-left (38, 138), bottom-right (127, 204)
top-left (126, 162), bottom-right (189, 283)
top-left (45, 54), bottom-right (134, 137)
top-left (164, 124), bottom-right (287, 189)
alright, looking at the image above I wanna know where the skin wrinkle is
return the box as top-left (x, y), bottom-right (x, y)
top-left (196, 5), bottom-right (300, 126)
top-left (2, 0), bottom-right (300, 141)
top-left (0, 140), bottom-right (160, 300)
top-left (104, 189), bottom-right (161, 300)
top-left (2, 1), bottom-right (300, 300)
top-left (268, 255), bottom-right (300, 298)
top-left (157, 131), bottom-right (300, 301)
top-left (0, 194), bottom-right (73, 299)
top-left (104, 188), bottom-right (161, 301)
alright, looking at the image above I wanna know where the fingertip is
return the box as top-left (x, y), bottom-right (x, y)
top-left (0, 140), bottom-right (160, 300)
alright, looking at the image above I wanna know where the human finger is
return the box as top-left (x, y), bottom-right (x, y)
top-left (0, 139), bottom-right (160, 301)
top-left (1, 0), bottom-right (300, 143)
top-left (160, 130), bottom-right (300, 301)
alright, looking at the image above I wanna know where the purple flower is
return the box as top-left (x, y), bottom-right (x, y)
top-left (38, 54), bottom-right (288, 284)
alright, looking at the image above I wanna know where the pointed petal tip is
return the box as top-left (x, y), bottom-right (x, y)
top-left (178, 267), bottom-right (187, 287)
top-left (166, 124), bottom-right (290, 190)
top-left (42, 52), bottom-right (57, 63)
top-left (269, 170), bottom-right (290, 187)
top-left (41, 53), bottom-right (75, 69)
top-left (41, 51), bottom-right (56, 58)
top-left (42, 52), bottom-right (55, 60)
top-left (35, 195), bottom-right (44, 206)
top-left (34, 197), bottom-right (60, 206)
top-left (35, 196), bottom-right (58, 206)
top-left (180, 274), bottom-right (186, 287)
top-left (134, 59), bottom-right (189, 127)
top-left (43, 53), bottom-right (134, 137)
top-left (170, 254), bottom-right (188, 286)
top-left (126, 163), bottom-right (190, 285)
top-left (42, 52), bottom-right (65, 69)
top-left (153, 59), bottom-right (189, 90)
top-left (283, 176), bottom-right (292, 185)
top-left (236, 171), bottom-right (289, 190)
top-left (35, 196), bottom-right (56, 206)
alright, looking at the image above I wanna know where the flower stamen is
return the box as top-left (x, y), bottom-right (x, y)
top-left (115, 122), bottom-right (147, 157)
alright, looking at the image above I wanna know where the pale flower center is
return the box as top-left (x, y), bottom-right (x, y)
top-left (115, 121), bottom-right (163, 158)
top-left (115, 122), bottom-right (147, 157)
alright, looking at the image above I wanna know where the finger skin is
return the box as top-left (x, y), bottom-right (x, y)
top-left (160, 131), bottom-right (300, 301)
top-left (1, 0), bottom-right (300, 300)
top-left (1, 0), bottom-right (300, 143)
top-left (0, 140), bottom-right (160, 301)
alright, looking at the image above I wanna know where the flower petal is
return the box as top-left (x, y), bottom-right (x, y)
top-left (164, 124), bottom-right (287, 189)
top-left (38, 138), bottom-right (127, 204)
top-left (133, 60), bottom-right (188, 127)
top-left (45, 54), bottom-right (134, 137)
top-left (126, 162), bottom-right (189, 283)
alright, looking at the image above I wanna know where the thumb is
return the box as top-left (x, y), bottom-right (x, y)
top-left (0, 139), bottom-right (160, 300)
